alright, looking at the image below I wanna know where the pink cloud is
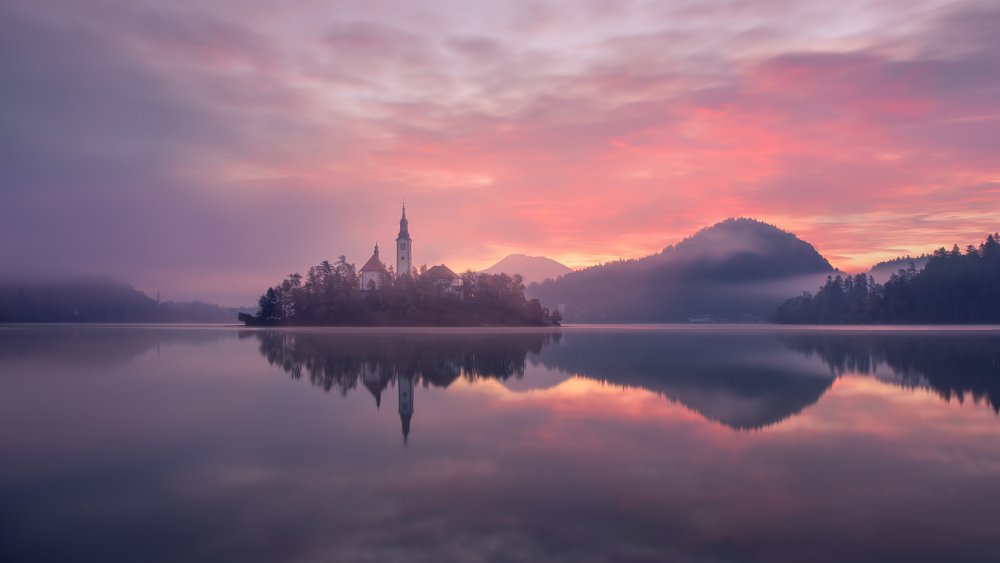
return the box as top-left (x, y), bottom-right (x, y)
top-left (3, 0), bottom-right (999, 301)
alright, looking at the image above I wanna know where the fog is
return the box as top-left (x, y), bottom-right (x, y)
top-left (4, 0), bottom-right (1000, 305)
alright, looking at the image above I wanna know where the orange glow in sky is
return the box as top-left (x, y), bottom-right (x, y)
top-left (3, 0), bottom-right (999, 303)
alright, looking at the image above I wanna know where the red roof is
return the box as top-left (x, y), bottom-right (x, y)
top-left (360, 252), bottom-right (388, 273)
top-left (423, 264), bottom-right (460, 280)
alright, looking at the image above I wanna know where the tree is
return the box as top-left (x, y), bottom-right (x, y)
top-left (774, 232), bottom-right (1000, 324)
top-left (258, 287), bottom-right (281, 321)
top-left (248, 258), bottom-right (560, 326)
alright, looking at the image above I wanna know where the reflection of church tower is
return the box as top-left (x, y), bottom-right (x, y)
top-left (396, 205), bottom-right (412, 276)
top-left (398, 375), bottom-right (414, 446)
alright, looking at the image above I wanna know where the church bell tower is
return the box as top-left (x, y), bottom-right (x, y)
top-left (398, 374), bottom-right (414, 446)
top-left (396, 204), bottom-right (412, 276)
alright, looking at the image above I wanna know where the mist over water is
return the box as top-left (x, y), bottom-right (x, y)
top-left (1, 325), bottom-right (999, 562)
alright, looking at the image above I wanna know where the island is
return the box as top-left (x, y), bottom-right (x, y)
top-left (240, 206), bottom-right (560, 327)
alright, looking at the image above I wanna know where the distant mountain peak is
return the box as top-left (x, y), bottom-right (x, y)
top-left (482, 255), bottom-right (573, 285)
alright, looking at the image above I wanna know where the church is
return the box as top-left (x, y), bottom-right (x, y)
top-left (358, 205), bottom-right (463, 292)
top-left (359, 205), bottom-right (412, 290)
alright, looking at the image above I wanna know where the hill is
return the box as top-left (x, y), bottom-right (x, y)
top-left (534, 331), bottom-right (836, 429)
top-left (0, 278), bottom-right (250, 323)
top-left (528, 218), bottom-right (835, 322)
top-left (869, 254), bottom-right (930, 283)
top-left (482, 254), bottom-right (573, 285)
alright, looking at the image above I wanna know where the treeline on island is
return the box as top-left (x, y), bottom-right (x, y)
top-left (774, 233), bottom-right (1000, 324)
top-left (245, 330), bottom-right (559, 395)
top-left (243, 257), bottom-right (561, 326)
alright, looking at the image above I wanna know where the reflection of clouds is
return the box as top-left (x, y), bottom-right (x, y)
top-left (500, 361), bottom-right (571, 393)
top-left (786, 377), bottom-right (1000, 441)
top-left (3, 327), bottom-right (1000, 562)
top-left (252, 328), bottom-right (1000, 435)
top-left (339, 375), bottom-right (1000, 563)
top-left (265, 375), bottom-right (986, 561)
top-left (782, 332), bottom-right (1000, 413)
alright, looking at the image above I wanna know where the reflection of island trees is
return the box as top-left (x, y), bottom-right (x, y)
top-left (784, 333), bottom-right (1000, 413)
top-left (245, 329), bottom-right (561, 444)
top-left (245, 329), bottom-right (1000, 436)
top-left (244, 330), bottom-right (560, 397)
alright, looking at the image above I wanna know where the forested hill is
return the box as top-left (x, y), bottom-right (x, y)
top-left (774, 233), bottom-right (1000, 324)
top-left (870, 254), bottom-right (930, 282)
top-left (528, 218), bottom-right (835, 322)
top-left (0, 279), bottom-right (249, 323)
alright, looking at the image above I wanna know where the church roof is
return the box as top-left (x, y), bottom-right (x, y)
top-left (363, 378), bottom-right (388, 408)
top-left (423, 264), bottom-right (460, 280)
top-left (360, 246), bottom-right (389, 273)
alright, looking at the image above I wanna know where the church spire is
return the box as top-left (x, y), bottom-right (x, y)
top-left (397, 204), bottom-right (410, 240)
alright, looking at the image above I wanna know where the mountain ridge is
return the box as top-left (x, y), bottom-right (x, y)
top-left (528, 218), bottom-right (835, 322)
top-left (482, 254), bottom-right (573, 285)
top-left (0, 278), bottom-right (252, 323)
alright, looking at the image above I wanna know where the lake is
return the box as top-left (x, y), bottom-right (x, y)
top-left (1, 325), bottom-right (999, 562)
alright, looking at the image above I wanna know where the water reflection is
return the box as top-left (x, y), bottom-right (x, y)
top-left (2, 326), bottom-right (1000, 562)
top-left (245, 328), bottom-right (999, 442)
top-left (243, 330), bottom-right (560, 443)
top-left (782, 332), bottom-right (1000, 413)
top-left (0, 325), bottom-right (232, 366)
top-left (534, 331), bottom-right (837, 429)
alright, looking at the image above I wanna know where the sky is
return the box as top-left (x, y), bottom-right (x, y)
top-left (2, 0), bottom-right (999, 305)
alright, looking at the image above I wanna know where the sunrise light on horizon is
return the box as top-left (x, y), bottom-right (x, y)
top-left (3, 0), bottom-right (999, 304)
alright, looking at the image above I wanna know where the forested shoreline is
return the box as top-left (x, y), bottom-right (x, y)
top-left (774, 234), bottom-right (1000, 324)
top-left (0, 279), bottom-right (248, 323)
top-left (5, 232), bottom-right (997, 327)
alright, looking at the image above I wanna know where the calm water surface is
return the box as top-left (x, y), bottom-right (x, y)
top-left (1, 325), bottom-right (999, 562)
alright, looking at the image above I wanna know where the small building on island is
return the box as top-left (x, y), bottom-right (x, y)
top-left (359, 243), bottom-right (389, 291)
top-left (423, 264), bottom-right (463, 295)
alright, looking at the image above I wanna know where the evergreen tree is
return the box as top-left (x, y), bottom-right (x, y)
top-left (248, 259), bottom-right (559, 326)
top-left (774, 232), bottom-right (1000, 324)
